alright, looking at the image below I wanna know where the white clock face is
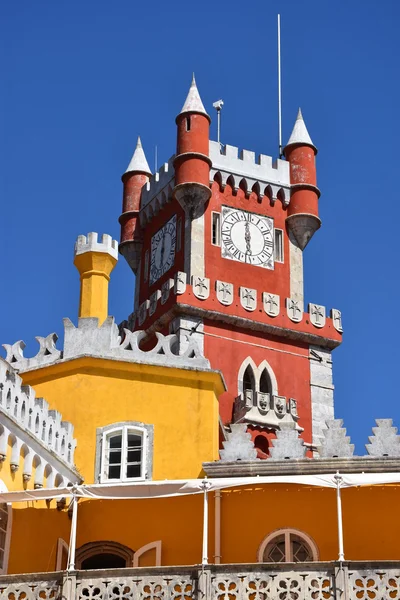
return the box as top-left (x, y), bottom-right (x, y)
top-left (221, 206), bottom-right (274, 269)
top-left (150, 215), bottom-right (177, 285)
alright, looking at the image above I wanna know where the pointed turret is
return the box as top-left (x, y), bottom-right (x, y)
top-left (285, 108), bottom-right (317, 153)
top-left (178, 74), bottom-right (209, 119)
top-left (119, 137), bottom-right (151, 274)
top-left (284, 109), bottom-right (321, 250)
top-left (174, 75), bottom-right (211, 228)
top-left (125, 137), bottom-right (152, 176)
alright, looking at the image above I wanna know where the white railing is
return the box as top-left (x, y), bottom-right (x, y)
top-left (0, 562), bottom-right (399, 599)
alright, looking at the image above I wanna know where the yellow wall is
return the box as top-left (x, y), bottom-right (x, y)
top-left (6, 483), bottom-right (400, 574)
top-left (20, 357), bottom-right (223, 482)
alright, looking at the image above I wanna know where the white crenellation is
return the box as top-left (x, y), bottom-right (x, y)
top-left (365, 419), bottom-right (400, 457)
top-left (269, 423), bottom-right (307, 460)
top-left (139, 159), bottom-right (175, 226)
top-left (318, 419), bottom-right (354, 458)
top-left (74, 232), bottom-right (118, 260)
top-left (3, 333), bottom-right (61, 371)
top-left (0, 358), bottom-right (79, 487)
top-left (210, 141), bottom-right (290, 204)
top-left (286, 298), bottom-right (303, 322)
top-left (220, 424), bottom-right (258, 461)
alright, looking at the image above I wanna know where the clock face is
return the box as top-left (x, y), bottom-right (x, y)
top-left (221, 206), bottom-right (274, 269)
top-left (150, 215), bottom-right (177, 285)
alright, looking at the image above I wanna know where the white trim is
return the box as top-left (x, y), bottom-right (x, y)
top-left (274, 228), bottom-right (284, 263)
top-left (211, 212), bottom-right (221, 247)
top-left (238, 357), bottom-right (278, 397)
top-left (99, 423), bottom-right (151, 484)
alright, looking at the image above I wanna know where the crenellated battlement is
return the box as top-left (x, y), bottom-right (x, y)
top-left (0, 358), bottom-right (79, 488)
top-left (209, 140), bottom-right (290, 203)
top-left (141, 158), bottom-right (175, 208)
top-left (74, 232), bottom-right (118, 260)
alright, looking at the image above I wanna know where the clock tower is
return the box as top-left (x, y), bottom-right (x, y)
top-left (118, 77), bottom-right (343, 457)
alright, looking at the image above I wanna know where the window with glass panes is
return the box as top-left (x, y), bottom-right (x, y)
top-left (261, 530), bottom-right (317, 563)
top-left (0, 504), bottom-right (9, 572)
top-left (104, 428), bottom-right (144, 482)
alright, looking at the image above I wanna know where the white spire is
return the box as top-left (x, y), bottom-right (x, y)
top-left (179, 74), bottom-right (208, 117)
top-left (125, 136), bottom-right (152, 175)
top-left (285, 108), bottom-right (316, 150)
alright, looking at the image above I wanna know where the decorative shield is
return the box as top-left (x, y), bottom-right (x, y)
top-left (273, 395), bottom-right (287, 417)
top-left (216, 281), bottom-right (234, 306)
top-left (149, 290), bottom-right (161, 316)
top-left (174, 271), bottom-right (187, 295)
top-left (286, 298), bottom-right (303, 323)
top-left (309, 303), bottom-right (326, 328)
top-left (331, 308), bottom-right (343, 333)
top-left (263, 292), bottom-right (280, 317)
top-left (161, 278), bottom-right (174, 304)
top-left (257, 392), bottom-right (270, 413)
top-left (288, 398), bottom-right (299, 419)
top-left (192, 276), bottom-right (210, 300)
top-left (240, 287), bottom-right (257, 311)
top-left (244, 389), bottom-right (254, 408)
top-left (138, 300), bottom-right (149, 326)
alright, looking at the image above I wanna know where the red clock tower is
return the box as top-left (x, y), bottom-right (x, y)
top-left (118, 76), bottom-right (343, 457)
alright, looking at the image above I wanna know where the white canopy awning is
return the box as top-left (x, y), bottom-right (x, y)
top-left (1, 471), bottom-right (400, 503)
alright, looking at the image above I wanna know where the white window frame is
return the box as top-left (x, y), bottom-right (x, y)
top-left (211, 212), bottom-right (221, 247)
top-left (257, 528), bottom-right (319, 563)
top-left (274, 228), bottom-right (284, 263)
top-left (96, 422), bottom-right (153, 484)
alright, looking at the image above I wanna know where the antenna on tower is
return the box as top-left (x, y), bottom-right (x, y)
top-left (277, 14), bottom-right (283, 158)
top-left (213, 99), bottom-right (224, 149)
top-left (155, 145), bottom-right (158, 172)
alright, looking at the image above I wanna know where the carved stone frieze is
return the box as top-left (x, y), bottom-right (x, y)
top-left (216, 281), bottom-right (233, 306)
top-left (240, 287), bottom-right (257, 311)
top-left (233, 391), bottom-right (300, 430)
top-left (263, 292), bottom-right (280, 317)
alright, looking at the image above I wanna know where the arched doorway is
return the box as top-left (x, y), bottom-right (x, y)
top-left (76, 541), bottom-right (134, 569)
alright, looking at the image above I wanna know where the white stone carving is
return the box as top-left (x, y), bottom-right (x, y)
top-left (309, 303), bottom-right (326, 328)
top-left (240, 287), bottom-right (257, 311)
top-left (331, 308), bottom-right (343, 333)
top-left (149, 290), bottom-right (161, 316)
top-left (216, 281), bottom-right (233, 306)
top-left (192, 276), bottom-right (210, 300)
top-left (257, 392), bottom-right (270, 413)
top-left (138, 300), bottom-right (149, 326)
top-left (161, 279), bottom-right (174, 304)
top-left (366, 419), bottom-right (400, 457)
top-left (3, 333), bottom-right (61, 371)
top-left (263, 292), bottom-right (280, 317)
top-left (174, 271), bottom-right (187, 295)
top-left (220, 424), bottom-right (258, 461)
top-left (269, 422), bottom-right (307, 460)
top-left (318, 420), bottom-right (354, 458)
top-left (286, 298), bottom-right (303, 322)
top-left (234, 392), bottom-right (300, 430)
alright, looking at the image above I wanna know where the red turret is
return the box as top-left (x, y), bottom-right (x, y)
top-left (119, 137), bottom-right (152, 273)
top-left (284, 109), bottom-right (321, 249)
top-left (173, 75), bottom-right (212, 212)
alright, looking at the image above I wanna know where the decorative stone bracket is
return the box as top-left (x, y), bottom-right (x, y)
top-left (233, 391), bottom-right (300, 430)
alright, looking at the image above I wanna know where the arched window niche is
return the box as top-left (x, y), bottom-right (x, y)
top-left (258, 529), bottom-right (319, 563)
top-left (76, 541), bottom-right (134, 570)
top-left (238, 358), bottom-right (278, 400)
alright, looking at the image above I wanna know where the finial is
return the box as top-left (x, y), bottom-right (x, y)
top-left (179, 74), bottom-right (209, 118)
top-left (125, 136), bottom-right (152, 176)
top-left (285, 108), bottom-right (317, 152)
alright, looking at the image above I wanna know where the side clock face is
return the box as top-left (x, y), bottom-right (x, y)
top-left (221, 206), bottom-right (274, 269)
top-left (150, 215), bottom-right (177, 285)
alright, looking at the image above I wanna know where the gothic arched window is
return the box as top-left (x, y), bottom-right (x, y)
top-left (258, 529), bottom-right (319, 563)
top-left (259, 369), bottom-right (272, 395)
top-left (243, 365), bottom-right (256, 394)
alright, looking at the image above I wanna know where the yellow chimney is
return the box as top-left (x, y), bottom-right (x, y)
top-left (73, 233), bottom-right (118, 325)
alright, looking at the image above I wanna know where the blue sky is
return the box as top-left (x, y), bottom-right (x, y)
top-left (1, 1), bottom-right (399, 453)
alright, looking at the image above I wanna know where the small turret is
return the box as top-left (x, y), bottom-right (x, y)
top-left (74, 233), bottom-right (118, 325)
top-left (119, 137), bottom-right (152, 273)
top-left (284, 109), bottom-right (321, 250)
top-left (173, 75), bottom-right (212, 213)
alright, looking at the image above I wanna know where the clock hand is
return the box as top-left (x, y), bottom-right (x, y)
top-left (244, 221), bottom-right (251, 255)
top-left (160, 231), bottom-right (166, 265)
